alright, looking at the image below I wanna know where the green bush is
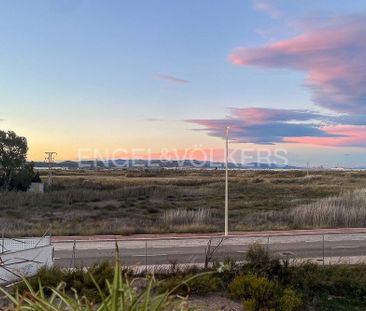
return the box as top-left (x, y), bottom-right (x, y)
top-left (244, 243), bottom-right (282, 278)
top-left (67, 261), bottom-right (114, 298)
top-left (285, 263), bottom-right (366, 309)
top-left (230, 274), bottom-right (303, 311)
top-left (242, 298), bottom-right (257, 311)
top-left (213, 257), bottom-right (238, 286)
top-left (3, 258), bottom-right (187, 311)
top-left (16, 261), bottom-right (114, 302)
top-left (228, 274), bottom-right (275, 306)
top-left (159, 273), bottom-right (220, 296)
top-left (278, 288), bottom-right (302, 311)
top-left (16, 266), bottom-right (64, 294)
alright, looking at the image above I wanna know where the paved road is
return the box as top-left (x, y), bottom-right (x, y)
top-left (52, 229), bottom-right (366, 268)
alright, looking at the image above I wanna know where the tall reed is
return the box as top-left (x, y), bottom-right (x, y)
top-left (290, 189), bottom-right (366, 227)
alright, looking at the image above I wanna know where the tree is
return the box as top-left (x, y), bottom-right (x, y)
top-left (0, 130), bottom-right (30, 191)
top-left (9, 162), bottom-right (37, 191)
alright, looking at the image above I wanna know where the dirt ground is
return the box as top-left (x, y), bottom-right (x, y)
top-left (187, 294), bottom-right (242, 310)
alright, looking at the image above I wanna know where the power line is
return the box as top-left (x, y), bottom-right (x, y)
top-left (44, 151), bottom-right (57, 187)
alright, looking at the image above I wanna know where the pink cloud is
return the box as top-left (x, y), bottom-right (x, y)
top-left (188, 107), bottom-right (343, 145)
top-left (187, 16), bottom-right (366, 148)
top-left (230, 16), bottom-right (366, 114)
top-left (285, 125), bottom-right (366, 147)
top-left (188, 107), bottom-right (366, 147)
top-left (228, 107), bottom-right (321, 125)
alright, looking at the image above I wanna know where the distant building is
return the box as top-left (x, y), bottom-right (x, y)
top-left (28, 182), bottom-right (44, 193)
top-left (330, 167), bottom-right (346, 171)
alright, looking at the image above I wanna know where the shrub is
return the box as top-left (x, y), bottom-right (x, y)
top-left (244, 243), bottom-right (282, 278)
top-left (243, 298), bottom-right (257, 311)
top-left (228, 274), bottom-right (275, 306)
top-left (286, 263), bottom-right (366, 304)
top-left (278, 288), bottom-right (302, 311)
top-left (16, 261), bottom-right (114, 302)
top-left (159, 273), bottom-right (220, 296)
top-left (188, 273), bottom-right (220, 295)
top-left (230, 274), bottom-right (302, 310)
top-left (70, 261), bottom-right (114, 297)
top-left (16, 266), bottom-right (64, 294)
top-left (246, 243), bottom-right (271, 265)
top-left (213, 257), bottom-right (238, 286)
top-left (4, 258), bottom-right (188, 310)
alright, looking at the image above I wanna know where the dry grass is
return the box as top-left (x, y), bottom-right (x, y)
top-left (160, 208), bottom-right (212, 227)
top-left (289, 188), bottom-right (366, 228)
top-left (159, 208), bottom-right (215, 232)
top-left (2, 169), bottom-right (366, 236)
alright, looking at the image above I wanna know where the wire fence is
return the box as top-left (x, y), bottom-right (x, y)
top-left (52, 232), bottom-right (366, 270)
top-left (0, 236), bottom-right (53, 285)
top-left (0, 236), bottom-right (51, 254)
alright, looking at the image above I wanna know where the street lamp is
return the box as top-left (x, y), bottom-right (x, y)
top-left (225, 126), bottom-right (229, 236)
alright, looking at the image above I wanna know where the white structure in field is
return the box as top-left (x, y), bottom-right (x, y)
top-left (28, 182), bottom-right (44, 193)
top-left (0, 236), bottom-right (53, 285)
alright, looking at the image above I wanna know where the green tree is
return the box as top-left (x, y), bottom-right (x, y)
top-left (0, 130), bottom-right (29, 190)
top-left (9, 162), bottom-right (37, 191)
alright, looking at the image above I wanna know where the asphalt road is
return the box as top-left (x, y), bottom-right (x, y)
top-left (52, 230), bottom-right (366, 268)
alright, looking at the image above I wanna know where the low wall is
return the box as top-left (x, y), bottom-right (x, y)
top-left (0, 237), bottom-right (53, 285)
top-left (0, 236), bottom-right (51, 254)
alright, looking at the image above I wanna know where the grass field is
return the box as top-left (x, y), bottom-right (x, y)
top-left (2, 169), bottom-right (366, 236)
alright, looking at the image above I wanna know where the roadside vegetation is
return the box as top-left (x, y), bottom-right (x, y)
top-left (2, 169), bottom-right (366, 236)
top-left (2, 256), bottom-right (189, 310)
top-left (4, 244), bottom-right (366, 310)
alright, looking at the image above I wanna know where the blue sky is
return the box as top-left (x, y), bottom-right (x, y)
top-left (1, 0), bottom-right (366, 167)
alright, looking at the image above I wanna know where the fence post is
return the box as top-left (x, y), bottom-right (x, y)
top-left (322, 234), bottom-right (325, 266)
top-left (71, 240), bottom-right (76, 268)
top-left (145, 241), bottom-right (148, 274)
top-left (267, 235), bottom-right (270, 252)
top-left (204, 239), bottom-right (211, 269)
top-left (1, 229), bottom-right (4, 254)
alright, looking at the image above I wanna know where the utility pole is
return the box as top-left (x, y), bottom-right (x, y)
top-left (44, 152), bottom-right (57, 187)
top-left (225, 126), bottom-right (229, 236)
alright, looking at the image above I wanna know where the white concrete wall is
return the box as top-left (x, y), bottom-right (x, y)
top-left (28, 183), bottom-right (44, 193)
top-left (0, 245), bottom-right (54, 285)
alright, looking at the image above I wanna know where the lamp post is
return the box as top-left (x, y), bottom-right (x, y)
top-left (225, 126), bottom-right (229, 236)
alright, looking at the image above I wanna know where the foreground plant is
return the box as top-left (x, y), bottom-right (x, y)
top-left (0, 258), bottom-right (189, 311)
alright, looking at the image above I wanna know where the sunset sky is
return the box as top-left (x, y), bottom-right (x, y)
top-left (1, 0), bottom-right (366, 167)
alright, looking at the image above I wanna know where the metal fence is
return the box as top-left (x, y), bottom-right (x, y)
top-left (0, 236), bottom-right (53, 285)
top-left (0, 236), bottom-right (51, 254)
top-left (52, 231), bottom-right (366, 270)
